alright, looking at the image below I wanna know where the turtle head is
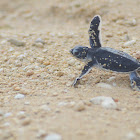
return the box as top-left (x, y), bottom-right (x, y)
top-left (70, 46), bottom-right (89, 61)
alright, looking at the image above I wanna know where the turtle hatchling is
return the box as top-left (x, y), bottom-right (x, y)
top-left (70, 15), bottom-right (140, 91)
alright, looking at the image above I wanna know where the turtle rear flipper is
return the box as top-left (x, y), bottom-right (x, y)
top-left (88, 15), bottom-right (102, 48)
top-left (130, 71), bottom-right (140, 91)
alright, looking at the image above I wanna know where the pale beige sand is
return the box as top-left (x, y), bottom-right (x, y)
top-left (0, 0), bottom-right (140, 140)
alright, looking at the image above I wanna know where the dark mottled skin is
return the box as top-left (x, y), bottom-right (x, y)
top-left (88, 47), bottom-right (140, 72)
top-left (88, 15), bottom-right (102, 48)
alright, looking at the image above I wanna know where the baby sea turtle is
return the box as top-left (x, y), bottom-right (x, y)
top-left (70, 15), bottom-right (140, 91)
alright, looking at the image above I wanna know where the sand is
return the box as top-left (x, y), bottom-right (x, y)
top-left (0, 0), bottom-right (140, 140)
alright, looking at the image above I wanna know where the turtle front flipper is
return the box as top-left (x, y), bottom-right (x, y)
top-left (88, 15), bottom-right (102, 48)
top-left (129, 71), bottom-right (140, 91)
top-left (72, 61), bottom-right (96, 87)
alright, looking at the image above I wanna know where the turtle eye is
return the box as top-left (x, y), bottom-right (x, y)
top-left (74, 51), bottom-right (79, 56)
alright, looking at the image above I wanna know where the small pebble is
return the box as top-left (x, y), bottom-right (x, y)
top-left (57, 33), bottom-right (63, 38)
top-left (13, 86), bottom-right (20, 91)
top-left (84, 101), bottom-right (92, 106)
top-left (26, 70), bottom-right (34, 76)
top-left (68, 59), bottom-right (75, 66)
top-left (0, 68), bottom-right (3, 72)
top-left (33, 42), bottom-right (44, 48)
top-left (75, 61), bottom-right (81, 65)
top-left (23, 12), bottom-right (33, 18)
top-left (14, 94), bottom-right (25, 99)
top-left (40, 105), bottom-right (51, 111)
top-left (90, 96), bottom-right (108, 105)
top-left (1, 40), bottom-right (7, 45)
top-left (74, 101), bottom-right (85, 111)
top-left (52, 92), bottom-right (58, 96)
top-left (36, 129), bottom-right (46, 138)
top-left (76, 65), bottom-right (82, 70)
top-left (35, 38), bottom-right (45, 44)
top-left (124, 34), bottom-right (130, 41)
top-left (8, 47), bottom-right (14, 52)
top-left (107, 76), bottom-right (116, 82)
top-left (69, 101), bottom-right (75, 107)
top-left (112, 82), bottom-right (117, 87)
top-left (56, 71), bottom-right (64, 77)
top-left (43, 61), bottom-right (50, 66)
top-left (128, 19), bottom-right (137, 26)
top-left (106, 33), bottom-right (113, 37)
top-left (4, 122), bottom-right (10, 127)
top-left (36, 57), bottom-right (44, 63)
top-left (17, 111), bottom-right (25, 115)
top-left (66, 81), bottom-right (72, 87)
top-left (58, 102), bottom-right (68, 106)
top-left (21, 118), bottom-right (31, 126)
top-left (14, 60), bottom-right (22, 67)
top-left (90, 96), bottom-right (117, 109)
top-left (134, 51), bottom-right (140, 59)
top-left (24, 101), bottom-right (30, 105)
top-left (124, 40), bottom-right (136, 47)
top-left (63, 89), bottom-right (68, 93)
top-left (125, 132), bottom-right (136, 140)
top-left (17, 111), bottom-right (26, 119)
top-left (101, 99), bottom-right (117, 109)
top-left (43, 49), bottom-right (48, 53)
top-left (20, 89), bottom-right (30, 95)
top-left (44, 133), bottom-right (62, 140)
top-left (17, 54), bottom-right (26, 60)
top-left (4, 112), bottom-right (12, 118)
top-left (23, 65), bottom-right (31, 70)
top-left (96, 83), bottom-right (112, 89)
top-left (116, 20), bottom-right (124, 25)
top-left (8, 39), bottom-right (25, 46)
